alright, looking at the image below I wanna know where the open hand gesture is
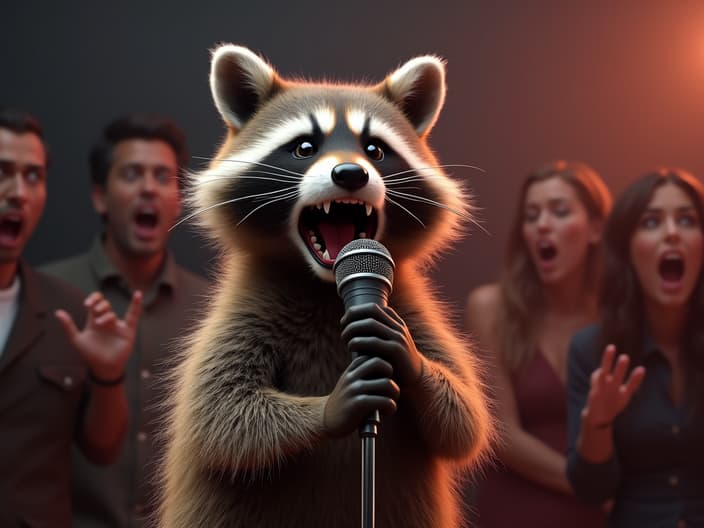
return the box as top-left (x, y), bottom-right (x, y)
top-left (582, 344), bottom-right (646, 429)
top-left (55, 291), bottom-right (143, 382)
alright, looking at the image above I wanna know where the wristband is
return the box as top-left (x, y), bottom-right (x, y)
top-left (89, 369), bottom-right (126, 387)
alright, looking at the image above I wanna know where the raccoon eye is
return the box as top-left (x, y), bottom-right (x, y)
top-left (293, 139), bottom-right (317, 159)
top-left (365, 142), bottom-right (384, 161)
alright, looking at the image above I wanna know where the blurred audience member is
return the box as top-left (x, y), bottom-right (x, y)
top-left (0, 108), bottom-right (141, 527)
top-left (568, 168), bottom-right (704, 527)
top-left (466, 160), bottom-right (611, 526)
top-left (43, 114), bottom-right (208, 527)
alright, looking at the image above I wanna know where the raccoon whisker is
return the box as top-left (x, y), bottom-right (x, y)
top-left (387, 186), bottom-right (422, 192)
top-left (387, 189), bottom-right (470, 220)
top-left (387, 189), bottom-right (490, 236)
top-left (195, 172), bottom-right (300, 185)
top-left (239, 169), bottom-right (299, 182)
top-left (383, 164), bottom-right (486, 181)
top-left (384, 176), bottom-right (442, 187)
top-left (464, 216), bottom-right (490, 236)
top-left (250, 191), bottom-right (296, 203)
top-left (234, 185), bottom-right (300, 204)
top-left (192, 155), bottom-right (306, 179)
top-left (237, 191), bottom-right (300, 226)
top-left (385, 196), bottom-right (426, 229)
top-left (169, 186), bottom-right (299, 231)
top-left (385, 175), bottom-right (452, 185)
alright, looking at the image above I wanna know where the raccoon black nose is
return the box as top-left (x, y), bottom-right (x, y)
top-left (331, 163), bottom-right (369, 191)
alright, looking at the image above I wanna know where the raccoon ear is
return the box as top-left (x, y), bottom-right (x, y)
top-left (378, 55), bottom-right (447, 137)
top-left (210, 44), bottom-right (280, 130)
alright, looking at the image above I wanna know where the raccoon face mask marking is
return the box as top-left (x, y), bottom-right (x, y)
top-left (193, 44), bottom-right (468, 281)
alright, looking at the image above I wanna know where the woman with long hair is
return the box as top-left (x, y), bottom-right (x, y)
top-left (567, 168), bottom-right (704, 527)
top-left (466, 160), bottom-right (611, 526)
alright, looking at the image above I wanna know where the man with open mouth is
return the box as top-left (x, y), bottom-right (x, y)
top-left (0, 108), bottom-right (141, 527)
top-left (42, 114), bottom-right (208, 528)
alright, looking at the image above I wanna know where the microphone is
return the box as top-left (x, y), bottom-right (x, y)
top-left (333, 239), bottom-right (395, 310)
top-left (333, 239), bottom-right (395, 526)
top-left (333, 238), bottom-right (395, 434)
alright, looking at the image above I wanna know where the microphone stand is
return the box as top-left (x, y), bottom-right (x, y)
top-left (360, 409), bottom-right (380, 528)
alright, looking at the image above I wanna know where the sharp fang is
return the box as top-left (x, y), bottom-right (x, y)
top-left (322, 249), bottom-right (330, 260)
top-left (316, 203), bottom-right (322, 210)
top-left (323, 201), bottom-right (331, 214)
top-left (365, 204), bottom-right (373, 216)
top-left (313, 243), bottom-right (321, 250)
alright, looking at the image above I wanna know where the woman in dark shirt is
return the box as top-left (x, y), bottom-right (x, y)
top-left (567, 168), bottom-right (704, 528)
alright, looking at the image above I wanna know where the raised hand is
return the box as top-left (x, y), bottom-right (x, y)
top-left (582, 344), bottom-right (646, 429)
top-left (55, 291), bottom-right (143, 382)
top-left (323, 355), bottom-right (400, 437)
top-left (340, 303), bottom-right (424, 388)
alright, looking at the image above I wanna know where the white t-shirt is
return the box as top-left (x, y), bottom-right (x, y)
top-left (0, 275), bottom-right (21, 357)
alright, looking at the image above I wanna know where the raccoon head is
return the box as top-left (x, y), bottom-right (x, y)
top-left (192, 44), bottom-right (469, 282)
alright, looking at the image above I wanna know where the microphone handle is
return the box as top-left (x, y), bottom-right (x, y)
top-left (349, 325), bottom-right (384, 436)
top-left (340, 282), bottom-right (390, 308)
top-left (341, 278), bottom-right (390, 438)
top-left (350, 348), bottom-right (382, 438)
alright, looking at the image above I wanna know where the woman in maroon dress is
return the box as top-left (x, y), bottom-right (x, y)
top-left (465, 160), bottom-right (611, 527)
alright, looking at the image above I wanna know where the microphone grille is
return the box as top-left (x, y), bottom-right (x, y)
top-left (333, 239), bottom-right (395, 291)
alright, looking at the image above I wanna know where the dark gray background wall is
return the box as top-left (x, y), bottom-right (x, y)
top-left (4, 1), bottom-right (704, 315)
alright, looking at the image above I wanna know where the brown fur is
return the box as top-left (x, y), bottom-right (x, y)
top-left (159, 45), bottom-right (493, 527)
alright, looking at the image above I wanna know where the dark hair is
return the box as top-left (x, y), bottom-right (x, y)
top-left (0, 107), bottom-right (49, 164)
top-left (600, 168), bottom-right (704, 406)
top-left (89, 114), bottom-right (188, 188)
top-left (499, 160), bottom-right (612, 370)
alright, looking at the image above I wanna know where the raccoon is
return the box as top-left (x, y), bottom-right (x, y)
top-left (159, 44), bottom-right (493, 528)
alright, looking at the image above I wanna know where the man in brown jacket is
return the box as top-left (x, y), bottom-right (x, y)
top-left (0, 108), bottom-right (142, 527)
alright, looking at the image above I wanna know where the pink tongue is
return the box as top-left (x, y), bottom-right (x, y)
top-left (318, 222), bottom-right (355, 260)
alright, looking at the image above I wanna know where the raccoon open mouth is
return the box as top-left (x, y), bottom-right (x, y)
top-left (299, 199), bottom-right (378, 267)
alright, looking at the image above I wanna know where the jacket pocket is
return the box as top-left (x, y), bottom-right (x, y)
top-left (37, 364), bottom-right (87, 392)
